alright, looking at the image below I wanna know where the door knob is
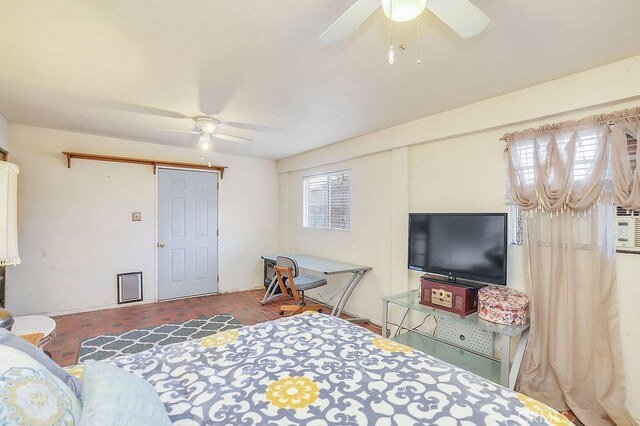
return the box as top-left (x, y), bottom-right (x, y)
top-left (157, 242), bottom-right (166, 248)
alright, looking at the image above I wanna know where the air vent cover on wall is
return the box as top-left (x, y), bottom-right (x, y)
top-left (117, 272), bottom-right (143, 304)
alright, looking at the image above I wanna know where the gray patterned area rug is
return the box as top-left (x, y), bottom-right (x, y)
top-left (78, 314), bottom-right (242, 362)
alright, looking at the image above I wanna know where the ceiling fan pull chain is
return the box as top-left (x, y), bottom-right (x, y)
top-left (388, 0), bottom-right (395, 64)
top-left (416, 14), bottom-right (422, 64)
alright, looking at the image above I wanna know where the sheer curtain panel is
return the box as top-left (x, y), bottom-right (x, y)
top-left (504, 113), bottom-right (635, 425)
top-left (0, 161), bottom-right (20, 266)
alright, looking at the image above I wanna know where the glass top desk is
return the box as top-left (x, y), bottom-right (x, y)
top-left (261, 255), bottom-right (371, 320)
top-left (382, 290), bottom-right (530, 389)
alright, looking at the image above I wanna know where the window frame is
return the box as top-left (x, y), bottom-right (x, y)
top-left (302, 169), bottom-right (351, 232)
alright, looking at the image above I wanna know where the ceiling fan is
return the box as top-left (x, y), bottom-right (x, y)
top-left (319, 0), bottom-right (491, 45)
top-left (161, 116), bottom-right (253, 150)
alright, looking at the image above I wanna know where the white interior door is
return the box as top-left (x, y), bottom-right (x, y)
top-left (158, 168), bottom-right (218, 300)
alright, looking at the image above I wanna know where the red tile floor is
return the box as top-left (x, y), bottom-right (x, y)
top-left (47, 289), bottom-right (381, 367)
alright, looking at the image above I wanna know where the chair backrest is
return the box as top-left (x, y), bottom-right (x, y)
top-left (276, 256), bottom-right (299, 278)
top-left (273, 262), bottom-right (301, 303)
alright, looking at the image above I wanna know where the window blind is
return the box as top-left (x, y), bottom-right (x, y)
top-left (303, 170), bottom-right (350, 231)
top-left (626, 132), bottom-right (637, 171)
top-left (512, 128), bottom-right (602, 186)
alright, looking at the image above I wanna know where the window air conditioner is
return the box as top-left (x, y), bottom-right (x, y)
top-left (616, 207), bottom-right (640, 253)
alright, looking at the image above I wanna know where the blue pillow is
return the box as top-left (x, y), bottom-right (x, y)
top-left (80, 360), bottom-right (172, 426)
top-left (0, 327), bottom-right (82, 398)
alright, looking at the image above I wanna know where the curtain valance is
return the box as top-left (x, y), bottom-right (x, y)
top-left (504, 107), bottom-right (640, 213)
top-left (611, 108), bottom-right (640, 210)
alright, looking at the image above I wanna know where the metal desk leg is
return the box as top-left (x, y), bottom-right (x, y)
top-left (382, 300), bottom-right (388, 338)
top-left (509, 328), bottom-right (529, 390)
top-left (501, 334), bottom-right (511, 387)
top-left (331, 270), bottom-right (367, 317)
top-left (260, 276), bottom-right (279, 305)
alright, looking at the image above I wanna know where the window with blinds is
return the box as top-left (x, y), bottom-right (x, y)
top-left (508, 128), bottom-right (638, 245)
top-left (303, 170), bottom-right (350, 231)
top-left (626, 131), bottom-right (637, 171)
top-left (512, 128), bottom-right (603, 186)
top-left (508, 128), bottom-right (604, 245)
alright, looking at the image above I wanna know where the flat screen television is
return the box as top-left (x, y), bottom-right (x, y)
top-left (408, 213), bottom-right (507, 286)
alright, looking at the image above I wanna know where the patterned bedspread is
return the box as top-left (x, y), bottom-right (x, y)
top-left (67, 313), bottom-right (569, 425)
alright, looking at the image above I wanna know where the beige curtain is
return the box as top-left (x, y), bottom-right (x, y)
top-left (0, 161), bottom-right (20, 266)
top-left (611, 108), bottom-right (640, 210)
top-left (504, 117), bottom-right (636, 425)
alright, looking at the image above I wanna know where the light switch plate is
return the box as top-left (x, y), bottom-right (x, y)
top-left (132, 212), bottom-right (142, 222)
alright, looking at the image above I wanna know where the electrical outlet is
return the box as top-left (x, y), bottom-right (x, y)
top-left (132, 212), bottom-right (142, 222)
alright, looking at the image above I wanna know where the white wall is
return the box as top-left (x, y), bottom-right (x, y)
top-left (0, 114), bottom-right (8, 151)
top-left (407, 129), bottom-right (528, 294)
top-left (279, 55), bottom-right (640, 173)
top-left (281, 152), bottom-right (393, 323)
top-left (6, 125), bottom-right (278, 316)
top-left (277, 56), bottom-right (640, 418)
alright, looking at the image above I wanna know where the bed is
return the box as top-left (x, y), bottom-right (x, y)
top-left (66, 313), bottom-right (569, 425)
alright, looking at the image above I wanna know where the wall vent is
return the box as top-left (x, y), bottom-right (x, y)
top-left (117, 272), bottom-right (143, 304)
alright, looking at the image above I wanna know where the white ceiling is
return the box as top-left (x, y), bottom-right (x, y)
top-left (0, 0), bottom-right (639, 160)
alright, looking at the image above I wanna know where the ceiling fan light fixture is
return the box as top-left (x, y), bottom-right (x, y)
top-left (381, 0), bottom-right (427, 23)
top-left (194, 116), bottom-right (220, 134)
top-left (199, 133), bottom-right (211, 149)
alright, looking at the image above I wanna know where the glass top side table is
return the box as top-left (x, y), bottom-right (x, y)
top-left (382, 290), bottom-right (529, 389)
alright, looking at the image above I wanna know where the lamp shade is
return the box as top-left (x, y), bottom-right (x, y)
top-left (0, 161), bottom-right (20, 266)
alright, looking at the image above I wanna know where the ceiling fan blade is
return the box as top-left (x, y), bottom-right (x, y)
top-left (214, 133), bottom-right (253, 144)
top-left (158, 129), bottom-right (199, 134)
top-left (74, 96), bottom-right (191, 119)
top-left (319, 0), bottom-right (381, 45)
top-left (223, 121), bottom-right (279, 133)
top-left (426, 0), bottom-right (490, 38)
top-left (198, 68), bottom-right (236, 116)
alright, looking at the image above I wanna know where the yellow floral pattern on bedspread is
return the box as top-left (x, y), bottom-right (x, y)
top-left (65, 365), bottom-right (84, 380)
top-left (517, 393), bottom-right (573, 425)
top-left (266, 376), bottom-right (319, 409)
top-left (200, 329), bottom-right (240, 349)
top-left (372, 337), bottom-right (413, 353)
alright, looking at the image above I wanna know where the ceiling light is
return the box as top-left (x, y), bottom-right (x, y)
top-left (199, 133), bottom-right (211, 149)
top-left (197, 118), bottom-right (219, 134)
top-left (381, 0), bottom-right (427, 23)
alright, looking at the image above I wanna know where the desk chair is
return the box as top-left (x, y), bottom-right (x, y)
top-left (274, 256), bottom-right (327, 316)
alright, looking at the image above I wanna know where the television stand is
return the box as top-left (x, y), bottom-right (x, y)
top-left (382, 290), bottom-right (530, 390)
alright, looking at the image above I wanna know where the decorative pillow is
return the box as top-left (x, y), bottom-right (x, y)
top-left (0, 327), bottom-right (82, 398)
top-left (79, 360), bottom-right (171, 426)
top-left (0, 345), bottom-right (82, 425)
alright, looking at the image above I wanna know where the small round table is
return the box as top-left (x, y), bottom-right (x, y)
top-left (11, 315), bottom-right (57, 348)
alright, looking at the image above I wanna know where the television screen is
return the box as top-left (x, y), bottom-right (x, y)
top-left (408, 213), bottom-right (507, 285)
